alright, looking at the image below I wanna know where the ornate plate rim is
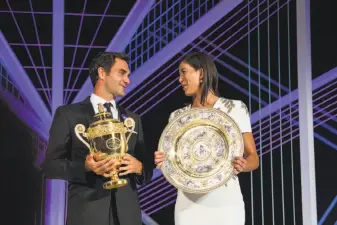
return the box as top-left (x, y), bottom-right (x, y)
top-left (158, 107), bottom-right (244, 193)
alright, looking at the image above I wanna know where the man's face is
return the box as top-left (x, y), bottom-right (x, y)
top-left (100, 58), bottom-right (130, 97)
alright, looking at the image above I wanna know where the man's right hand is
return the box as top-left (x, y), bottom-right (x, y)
top-left (85, 154), bottom-right (117, 177)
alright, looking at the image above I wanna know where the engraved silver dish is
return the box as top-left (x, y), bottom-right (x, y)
top-left (158, 108), bottom-right (244, 193)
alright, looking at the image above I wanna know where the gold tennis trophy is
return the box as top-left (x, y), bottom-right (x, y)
top-left (74, 103), bottom-right (135, 189)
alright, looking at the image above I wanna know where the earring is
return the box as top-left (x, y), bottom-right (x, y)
top-left (200, 79), bottom-right (203, 84)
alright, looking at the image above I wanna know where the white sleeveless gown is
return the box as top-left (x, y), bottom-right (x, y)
top-left (167, 98), bottom-right (252, 225)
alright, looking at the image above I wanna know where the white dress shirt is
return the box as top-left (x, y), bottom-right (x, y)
top-left (90, 93), bottom-right (118, 119)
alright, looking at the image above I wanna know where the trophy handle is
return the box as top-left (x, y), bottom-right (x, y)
top-left (124, 118), bottom-right (135, 143)
top-left (74, 124), bottom-right (91, 151)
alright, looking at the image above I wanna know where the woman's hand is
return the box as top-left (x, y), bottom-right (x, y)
top-left (232, 132), bottom-right (259, 175)
top-left (232, 157), bottom-right (247, 175)
top-left (154, 151), bottom-right (166, 168)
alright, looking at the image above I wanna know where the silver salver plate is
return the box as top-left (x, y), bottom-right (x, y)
top-left (158, 108), bottom-right (244, 193)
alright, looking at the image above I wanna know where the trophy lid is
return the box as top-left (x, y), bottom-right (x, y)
top-left (93, 103), bottom-right (120, 124)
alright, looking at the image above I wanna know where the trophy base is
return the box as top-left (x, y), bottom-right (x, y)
top-left (103, 178), bottom-right (128, 189)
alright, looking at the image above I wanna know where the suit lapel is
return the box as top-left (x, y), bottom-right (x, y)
top-left (116, 104), bottom-right (138, 153)
top-left (116, 104), bottom-right (126, 122)
top-left (80, 96), bottom-right (96, 125)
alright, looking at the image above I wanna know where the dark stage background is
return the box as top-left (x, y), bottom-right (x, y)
top-left (0, 100), bottom-right (45, 225)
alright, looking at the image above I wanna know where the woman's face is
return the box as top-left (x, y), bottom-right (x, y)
top-left (178, 61), bottom-right (202, 96)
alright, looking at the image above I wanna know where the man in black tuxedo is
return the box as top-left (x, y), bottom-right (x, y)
top-left (42, 52), bottom-right (153, 225)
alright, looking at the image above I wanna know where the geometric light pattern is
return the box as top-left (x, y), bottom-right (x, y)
top-left (74, 0), bottom-right (242, 103)
top-left (118, 0), bottom-right (292, 112)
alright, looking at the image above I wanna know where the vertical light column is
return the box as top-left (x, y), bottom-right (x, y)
top-left (44, 180), bottom-right (67, 225)
top-left (296, 0), bottom-right (318, 224)
top-left (45, 1), bottom-right (66, 225)
top-left (52, 0), bottom-right (64, 111)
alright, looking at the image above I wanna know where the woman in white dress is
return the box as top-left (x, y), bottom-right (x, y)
top-left (154, 52), bottom-right (259, 225)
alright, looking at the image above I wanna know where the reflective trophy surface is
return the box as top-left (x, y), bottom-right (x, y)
top-left (75, 103), bottom-right (135, 189)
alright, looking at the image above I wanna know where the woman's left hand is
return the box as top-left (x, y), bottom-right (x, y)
top-left (232, 157), bottom-right (247, 175)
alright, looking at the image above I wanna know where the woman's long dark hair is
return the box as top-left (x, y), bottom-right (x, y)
top-left (181, 52), bottom-right (219, 105)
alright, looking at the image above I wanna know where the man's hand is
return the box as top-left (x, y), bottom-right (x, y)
top-left (85, 154), bottom-right (117, 177)
top-left (119, 153), bottom-right (143, 176)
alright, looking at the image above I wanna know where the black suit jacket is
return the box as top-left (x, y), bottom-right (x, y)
top-left (42, 97), bottom-right (153, 225)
